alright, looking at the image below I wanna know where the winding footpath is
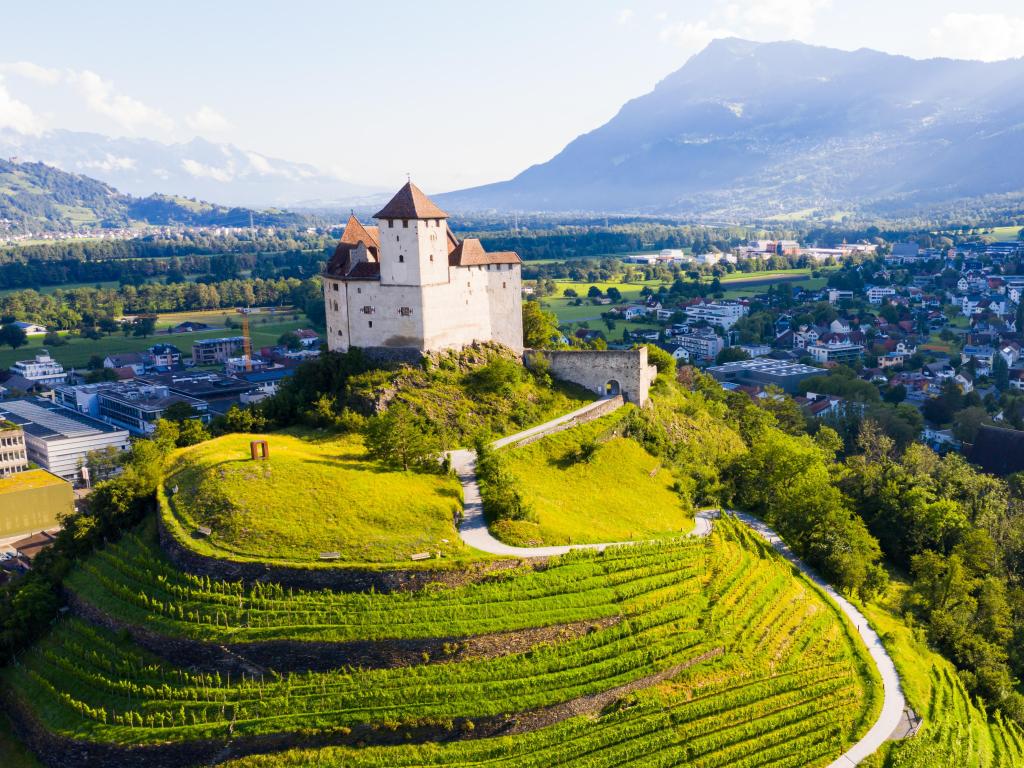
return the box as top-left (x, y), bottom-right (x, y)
top-left (450, 397), bottom-right (907, 767)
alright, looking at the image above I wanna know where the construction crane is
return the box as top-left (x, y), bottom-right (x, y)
top-left (241, 311), bottom-right (253, 372)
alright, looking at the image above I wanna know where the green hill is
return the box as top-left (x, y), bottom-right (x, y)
top-left (0, 159), bottom-right (305, 232)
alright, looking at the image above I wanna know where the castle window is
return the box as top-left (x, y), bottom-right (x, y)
top-left (399, 254), bottom-right (404, 263)
top-left (337, 329), bottom-right (343, 336)
top-left (388, 220), bottom-right (394, 228)
top-left (332, 283), bottom-right (339, 291)
top-left (333, 301), bottom-right (338, 311)
top-left (368, 321), bottom-right (373, 328)
top-left (361, 305), bottom-right (375, 314)
top-left (503, 282), bottom-right (507, 288)
top-left (430, 254), bottom-right (434, 262)
top-left (399, 307), bottom-right (413, 316)
top-left (402, 219), bottom-right (409, 228)
top-left (357, 287), bottom-right (362, 294)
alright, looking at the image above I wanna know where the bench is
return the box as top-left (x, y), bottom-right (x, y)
top-left (196, 526), bottom-right (212, 537)
top-left (410, 552), bottom-right (431, 561)
top-left (319, 552), bottom-right (341, 561)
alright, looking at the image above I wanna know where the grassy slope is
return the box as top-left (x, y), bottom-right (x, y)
top-left (8, 519), bottom-right (878, 765)
top-left (162, 431), bottom-right (466, 564)
top-left (492, 412), bottom-right (692, 547)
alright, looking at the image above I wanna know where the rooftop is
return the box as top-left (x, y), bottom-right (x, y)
top-left (373, 181), bottom-right (448, 220)
top-left (0, 398), bottom-right (127, 441)
top-left (0, 468), bottom-right (67, 494)
top-left (139, 372), bottom-right (254, 400)
top-left (707, 359), bottom-right (822, 377)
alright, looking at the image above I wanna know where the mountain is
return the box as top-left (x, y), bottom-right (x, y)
top-left (0, 158), bottom-right (306, 232)
top-left (439, 39), bottom-right (1024, 218)
top-left (0, 129), bottom-right (384, 209)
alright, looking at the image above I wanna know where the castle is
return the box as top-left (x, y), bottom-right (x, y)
top-left (323, 182), bottom-right (523, 360)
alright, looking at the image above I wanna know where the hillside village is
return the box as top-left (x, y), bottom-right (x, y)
top-left (526, 237), bottom-right (1024, 475)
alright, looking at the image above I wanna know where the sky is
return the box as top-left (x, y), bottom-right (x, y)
top-left (3, 1), bottom-right (1024, 193)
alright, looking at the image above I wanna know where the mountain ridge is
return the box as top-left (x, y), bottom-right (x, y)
top-left (437, 39), bottom-right (1024, 218)
top-left (0, 128), bottom-right (384, 209)
top-left (0, 158), bottom-right (307, 233)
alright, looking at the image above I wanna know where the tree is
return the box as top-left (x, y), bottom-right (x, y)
top-left (562, 288), bottom-right (578, 298)
top-left (587, 286), bottom-right (603, 298)
top-left (715, 347), bottom-right (750, 365)
top-left (641, 344), bottom-right (676, 378)
top-left (522, 301), bottom-right (560, 349)
top-left (953, 406), bottom-right (990, 444)
top-left (278, 331), bottom-right (302, 351)
top-left (0, 323), bottom-right (27, 351)
top-left (163, 401), bottom-right (198, 422)
top-left (42, 331), bottom-right (66, 347)
top-left (130, 317), bottom-right (156, 338)
top-left (994, 353), bottom-right (1010, 391)
top-left (363, 403), bottom-right (440, 472)
top-left (176, 418), bottom-right (210, 447)
top-left (606, 286), bottom-right (622, 302)
top-left (84, 368), bottom-right (119, 384)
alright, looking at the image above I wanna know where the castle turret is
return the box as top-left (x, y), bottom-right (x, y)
top-left (373, 182), bottom-right (451, 287)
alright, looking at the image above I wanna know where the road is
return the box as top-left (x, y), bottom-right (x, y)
top-left (451, 403), bottom-right (908, 766)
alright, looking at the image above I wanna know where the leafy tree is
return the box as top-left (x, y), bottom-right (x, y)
top-left (176, 418), bottom-right (211, 447)
top-left (522, 301), bottom-right (560, 349)
top-left (162, 401), bottom-right (198, 422)
top-left (562, 288), bottom-right (578, 298)
top-left (0, 323), bottom-right (27, 351)
top-left (363, 403), bottom-right (440, 472)
top-left (278, 331), bottom-right (302, 351)
top-left (606, 286), bottom-right (622, 302)
top-left (215, 404), bottom-right (267, 434)
top-left (587, 286), bottom-right (603, 298)
top-left (42, 331), bottom-right (66, 347)
top-left (994, 353), bottom-right (1010, 391)
top-left (715, 347), bottom-right (750, 365)
top-left (641, 344), bottom-right (676, 378)
top-left (953, 406), bottom-right (990, 444)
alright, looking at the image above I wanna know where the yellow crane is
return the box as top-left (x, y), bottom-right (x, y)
top-left (241, 311), bottom-right (252, 372)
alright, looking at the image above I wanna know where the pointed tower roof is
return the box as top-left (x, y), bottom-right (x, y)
top-left (340, 215), bottom-right (380, 248)
top-left (373, 181), bottom-right (448, 220)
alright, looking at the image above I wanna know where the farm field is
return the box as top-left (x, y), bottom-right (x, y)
top-left (490, 411), bottom-right (693, 547)
top-left (5, 517), bottom-right (880, 766)
top-left (0, 312), bottom-right (307, 370)
top-left (161, 431), bottom-right (466, 565)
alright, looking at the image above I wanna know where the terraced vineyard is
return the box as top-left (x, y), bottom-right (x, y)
top-left (4, 516), bottom-right (880, 767)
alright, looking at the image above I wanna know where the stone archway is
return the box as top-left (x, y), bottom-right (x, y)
top-left (604, 379), bottom-right (621, 397)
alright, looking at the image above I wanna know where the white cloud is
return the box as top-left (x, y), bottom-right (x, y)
top-left (181, 158), bottom-right (234, 182)
top-left (78, 154), bottom-right (136, 173)
top-left (736, 0), bottom-right (831, 39)
top-left (67, 70), bottom-right (173, 133)
top-left (617, 9), bottom-right (634, 25)
top-left (0, 61), bottom-right (61, 85)
top-left (660, 20), bottom-right (733, 53)
top-left (659, 0), bottom-right (831, 51)
top-left (186, 105), bottom-right (231, 135)
top-left (0, 76), bottom-right (43, 134)
top-left (927, 13), bottom-right (1024, 62)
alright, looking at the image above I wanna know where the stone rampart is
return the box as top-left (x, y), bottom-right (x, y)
top-left (526, 348), bottom-right (657, 405)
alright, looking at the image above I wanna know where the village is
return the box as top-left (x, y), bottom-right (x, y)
top-left (529, 236), bottom-right (1024, 474)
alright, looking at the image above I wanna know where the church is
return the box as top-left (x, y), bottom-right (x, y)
top-left (323, 182), bottom-right (524, 360)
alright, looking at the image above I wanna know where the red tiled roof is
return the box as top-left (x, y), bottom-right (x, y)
top-left (449, 238), bottom-right (521, 267)
top-left (373, 182), bottom-right (448, 220)
top-left (340, 215), bottom-right (380, 249)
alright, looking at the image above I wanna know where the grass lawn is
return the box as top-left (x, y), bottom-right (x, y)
top-left (492, 412), bottom-right (692, 547)
top-left (162, 431), bottom-right (468, 565)
top-left (983, 225), bottom-right (1022, 241)
top-left (0, 315), bottom-right (307, 370)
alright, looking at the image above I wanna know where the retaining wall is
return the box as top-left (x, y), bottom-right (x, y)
top-left (526, 348), bottom-right (657, 406)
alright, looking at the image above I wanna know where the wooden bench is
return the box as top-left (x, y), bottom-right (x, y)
top-left (319, 552), bottom-right (341, 561)
top-left (410, 552), bottom-right (431, 561)
top-left (196, 526), bottom-right (212, 537)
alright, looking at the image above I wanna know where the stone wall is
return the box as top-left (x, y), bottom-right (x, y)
top-left (527, 348), bottom-right (657, 406)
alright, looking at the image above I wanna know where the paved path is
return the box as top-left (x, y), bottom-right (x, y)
top-left (451, 403), bottom-right (908, 766)
top-left (728, 511), bottom-right (907, 767)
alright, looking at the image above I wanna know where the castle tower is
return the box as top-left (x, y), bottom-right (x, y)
top-left (373, 182), bottom-right (451, 287)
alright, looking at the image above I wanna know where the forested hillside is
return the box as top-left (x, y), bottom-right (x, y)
top-left (0, 159), bottom-right (306, 233)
